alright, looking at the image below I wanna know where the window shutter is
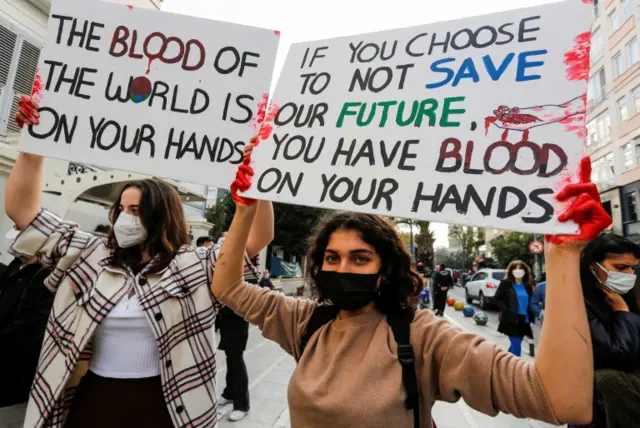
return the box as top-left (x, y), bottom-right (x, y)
top-left (7, 39), bottom-right (40, 133)
top-left (0, 24), bottom-right (18, 132)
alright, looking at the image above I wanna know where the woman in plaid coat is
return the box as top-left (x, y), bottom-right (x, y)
top-left (7, 97), bottom-right (274, 428)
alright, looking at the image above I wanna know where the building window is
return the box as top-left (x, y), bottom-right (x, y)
top-left (627, 192), bottom-right (638, 222)
top-left (609, 9), bottom-right (620, 34)
top-left (588, 68), bottom-right (607, 104)
top-left (633, 86), bottom-right (640, 114)
top-left (623, 0), bottom-right (634, 20)
top-left (618, 96), bottom-right (629, 122)
top-left (592, 153), bottom-right (616, 188)
top-left (627, 37), bottom-right (639, 66)
top-left (613, 52), bottom-right (625, 77)
top-left (623, 142), bottom-right (635, 170)
top-left (591, 28), bottom-right (604, 63)
top-left (0, 24), bottom-right (41, 135)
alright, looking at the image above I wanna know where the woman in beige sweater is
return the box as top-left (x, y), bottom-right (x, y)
top-left (212, 164), bottom-right (607, 428)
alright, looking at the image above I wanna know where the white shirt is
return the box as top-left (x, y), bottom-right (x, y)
top-left (89, 293), bottom-right (161, 378)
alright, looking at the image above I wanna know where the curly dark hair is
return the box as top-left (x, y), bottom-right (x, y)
top-left (305, 212), bottom-right (423, 313)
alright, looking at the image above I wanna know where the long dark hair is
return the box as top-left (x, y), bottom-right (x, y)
top-left (580, 233), bottom-right (640, 318)
top-left (306, 212), bottom-right (423, 314)
top-left (107, 180), bottom-right (189, 273)
top-left (505, 260), bottom-right (535, 289)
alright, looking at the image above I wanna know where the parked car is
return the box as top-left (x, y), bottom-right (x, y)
top-left (464, 269), bottom-right (506, 309)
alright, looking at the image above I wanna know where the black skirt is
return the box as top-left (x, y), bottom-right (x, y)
top-left (498, 314), bottom-right (534, 339)
top-left (64, 371), bottom-right (174, 428)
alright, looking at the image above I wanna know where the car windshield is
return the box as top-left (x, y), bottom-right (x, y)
top-left (492, 271), bottom-right (506, 280)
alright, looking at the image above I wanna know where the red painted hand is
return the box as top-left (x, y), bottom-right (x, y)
top-left (230, 137), bottom-right (258, 206)
top-left (15, 95), bottom-right (39, 129)
top-left (546, 156), bottom-right (612, 245)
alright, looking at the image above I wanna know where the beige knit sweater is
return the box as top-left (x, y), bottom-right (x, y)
top-left (220, 280), bottom-right (560, 428)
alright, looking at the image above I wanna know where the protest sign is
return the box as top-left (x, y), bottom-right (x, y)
top-left (244, 0), bottom-right (592, 234)
top-left (19, 0), bottom-right (280, 188)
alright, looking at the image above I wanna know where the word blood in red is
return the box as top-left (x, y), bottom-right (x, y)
top-left (109, 26), bottom-right (206, 71)
top-left (435, 137), bottom-right (567, 177)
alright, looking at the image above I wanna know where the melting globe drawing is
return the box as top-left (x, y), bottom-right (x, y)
top-left (129, 76), bottom-right (152, 103)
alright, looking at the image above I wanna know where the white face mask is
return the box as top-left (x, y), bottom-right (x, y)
top-left (113, 212), bottom-right (147, 248)
top-left (592, 262), bottom-right (637, 295)
top-left (512, 269), bottom-right (525, 279)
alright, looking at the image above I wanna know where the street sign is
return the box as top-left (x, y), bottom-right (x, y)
top-left (529, 241), bottom-right (544, 254)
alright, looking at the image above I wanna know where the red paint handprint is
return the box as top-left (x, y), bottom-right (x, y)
top-left (547, 156), bottom-right (612, 245)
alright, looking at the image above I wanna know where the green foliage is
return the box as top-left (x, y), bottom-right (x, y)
top-left (415, 221), bottom-right (435, 267)
top-left (448, 225), bottom-right (477, 255)
top-left (490, 232), bottom-right (535, 268)
top-left (434, 247), bottom-right (475, 269)
top-left (272, 203), bottom-right (328, 258)
top-left (205, 192), bottom-right (235, 240)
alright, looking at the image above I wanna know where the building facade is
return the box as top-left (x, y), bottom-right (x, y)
top-left (587, 0), bottom-right (640, 237)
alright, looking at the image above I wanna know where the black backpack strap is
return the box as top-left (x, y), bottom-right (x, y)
top-left (388, 309), bottom-right (420, 428)
top-left (297, 304), bottom-right (339, 362)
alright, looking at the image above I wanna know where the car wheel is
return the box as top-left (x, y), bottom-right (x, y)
top-left (479, 292), bottom-right (488, 310)
top-left (465, 288), bottom-right (473, 304)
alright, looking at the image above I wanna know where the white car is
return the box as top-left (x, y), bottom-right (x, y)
top-left (465, 269), bottom-right (506, 309)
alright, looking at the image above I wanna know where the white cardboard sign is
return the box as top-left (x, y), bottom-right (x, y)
top-left (19, 0), bottom-right (280, 188)
top-left (244, 0), bottom-right (593, 234)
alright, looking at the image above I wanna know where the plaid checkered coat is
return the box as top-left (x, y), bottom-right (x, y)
top-left (9, 209), bottom-right (247, 428)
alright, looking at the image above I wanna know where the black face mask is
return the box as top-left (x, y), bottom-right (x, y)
top-left (315, 271), bottom-right (379, 311)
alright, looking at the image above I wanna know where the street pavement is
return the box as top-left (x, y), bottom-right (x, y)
top-left (218, 288), bottom-right (563, 428)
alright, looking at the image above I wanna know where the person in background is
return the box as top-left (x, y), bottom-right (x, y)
top-left (0, 251), bottom-right (52, 423)
top-left (494, 260), bottom-right (535, 357)
top-left (214, 243), bottom-right (261, 422)
top-left (530, 273), bottom-right (547, 322)
top-left (259, 269), bottom-right (274, 289)
top-left (569, 234), bottom-right (640, 428)
top-left (218, 232), bottom-right (229, 245)
top-left (432, 264), bottom-right (453, 316)
top-left (196, 236), bottom-right (215, 248)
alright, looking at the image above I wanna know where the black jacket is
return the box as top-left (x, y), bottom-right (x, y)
top-left (585, 290), bottom-right (640, 372)
top-left (0, 258), bottom-right (54, 407)
top-left (493, 280), bottom-right (534, 339)
top-left (432, 270), bottom-right (453, 293)
top-left (217, 306), bottom-right (250, 352)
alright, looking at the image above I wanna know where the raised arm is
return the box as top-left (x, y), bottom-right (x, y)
top-left (211, 200), bottom-right (315, 358)
top-left (6, 96), bottom-right (43, 229)
top-left (534, 243), bottom-right (592, 422)
top-left (246, 200), bottom-right (274, 259)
